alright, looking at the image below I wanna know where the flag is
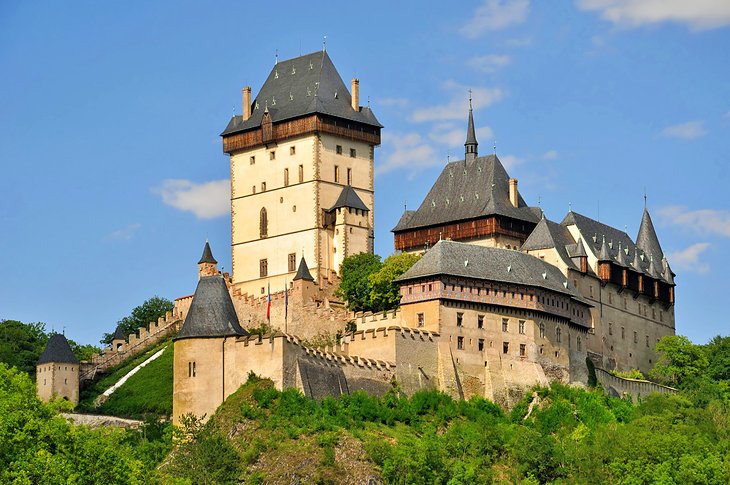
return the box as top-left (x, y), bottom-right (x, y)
top-left (266, 283), bottom-right (271, 321)
top-left (284, 281), bottom-right (288, 324)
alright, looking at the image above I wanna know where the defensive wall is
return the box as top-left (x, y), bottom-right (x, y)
top-left (595, 367), bottom-right (677, 402)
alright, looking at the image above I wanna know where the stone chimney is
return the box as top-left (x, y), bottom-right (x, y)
top-left (351, 78), bottom-right (360, 111)
top-left (509, 178), bottom-right (519, 207)
top-left (242, 86), bottom-right (252, 121)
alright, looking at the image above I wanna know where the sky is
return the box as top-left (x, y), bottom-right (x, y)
top-left (1, 0), bottom-right (729, 346)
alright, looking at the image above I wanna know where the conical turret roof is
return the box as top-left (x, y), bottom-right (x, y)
top-left (176, 276), bottom-right (248, 340)
top-left (465, 106), bottom-right (478, 148)
top-left (293, 256), bottom-right (315, 282)
top-left (572, 238), bottom-right (588, 258)
top-left (615, 241), bottom-right (628, 267)
top-left (112, 324), bottom-right (127, 342)
top-left (598, 236), bottom-right (612, 262)
top-left (636, 208), bottom-right (664, 262)
top-left (38, 333), bottom-right (79, 364)
top-left (662, 257), bottom-right (676, 285)
top-left (198, 241), bottom-right (218, 264)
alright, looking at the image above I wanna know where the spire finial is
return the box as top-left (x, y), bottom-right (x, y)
top-left (323, 35), bottom-right (327, 52)
top-left (275, 48), bottom-right (278, 65)
top-left (493, 140), bottom-right (497, 155)
top-left (569, 201), bottom-right (572, 212)
top-left (468, 89), bottom-right (473, 110)
top-left (643, 187), bottom-right (647, 209)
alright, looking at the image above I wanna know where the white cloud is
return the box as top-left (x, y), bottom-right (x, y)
top-left (461, 0), bottom-right (530, 38)
top-left (376, 132), bottom-right (439, 178)
top-left (541, 150), bottom-right (559, 160)
top-left (105, 223), bottom-right (141, 241)
top-left (667, 243), bottom-right (711, 273)
top-left (377, 97), bottom-right (409, 107)
top-left (429, 124), bottom-right (494, 147)
top-left (660, 120), bottom-right (706, 140)
top-left (657, 206), bottom-right (730, 238)
top-left (505, 36), bottom-right (533, 47)
top-left (153, 179), bottom-right (230, 219)
top-left (468, 54), bottom-right (512, 73)
top-left (500, 154), bottom-right (525, 169)
top-left (410, 81), bottom-right (504, 123)
top-left (576, 0), bottom-right (730, 30)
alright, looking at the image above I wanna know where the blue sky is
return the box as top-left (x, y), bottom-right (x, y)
top-left (1, 1), bottom-right (728, 346)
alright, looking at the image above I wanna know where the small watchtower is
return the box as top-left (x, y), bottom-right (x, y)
top-left (36, 333), bottom-right (80, 405)
top-left (198, 241), bottom-right (219, 279)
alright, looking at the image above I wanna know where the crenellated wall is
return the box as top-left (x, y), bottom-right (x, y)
top-left (595, 367), bottom-right (677, 402)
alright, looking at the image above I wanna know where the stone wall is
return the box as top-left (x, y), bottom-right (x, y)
top-left (595, 367), bottom-right (677, 402)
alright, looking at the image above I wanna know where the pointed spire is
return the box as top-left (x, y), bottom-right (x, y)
top-left (198, 241), bottom-right (218, 264)
top-left (631, 248), bottom-right (643, 272)
top-left (662, 257), bottom-right (675, 285)
top-left (615, 241), bottom-right (627, 266)
top-left (647, 255), bottom-right (662, 279)
top-left (573, 238), bottom-right (588, 258)
top-left (598, 235), bottom-right (612, 262)
top-left (112, 324), bottom-right (127, 342)
top-left (636, 208), bottom-right (664, 262)
top-left (464, 92), bottom-right (478, 163)
top-left (293, 256), bottom-right (314, 282)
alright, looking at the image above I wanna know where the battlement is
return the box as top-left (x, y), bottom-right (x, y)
top-left (350, 309), bottom-right (402, 331)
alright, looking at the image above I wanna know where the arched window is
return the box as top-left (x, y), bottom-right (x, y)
top-left (556, 327), bottom-right (562, 343)
top-left (260, 208), bottom-right (268, 238)
top-left (539, 322), bottom-right (545, 339)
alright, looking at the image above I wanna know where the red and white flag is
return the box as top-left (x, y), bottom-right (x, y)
top-left (266, 283), bottom-right (271, 321)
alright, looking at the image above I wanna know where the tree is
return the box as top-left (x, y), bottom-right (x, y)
top-left (0, 320), bottom-right (48, 376)
top-left (650, 335), bottom-right (708, 387)
top-left (368, 253), bottom-right (421, 312)
top-left (101, 296), bottom-right (174, 345)
top-left (336, 253), bottom-right (382, 311)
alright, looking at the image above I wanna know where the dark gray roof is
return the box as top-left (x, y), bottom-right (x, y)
top-left (636, 208), bottom-right (664, 262)
top-left (598, 236), bottom-right (612, 262)
top-left (397, 240), bottom-right (589, 305)
top-left (570, 238), bottom-right (588, 258)
top-left (221, 51), bottom-right (382, 137)
top-left (38, 333), bottom-right (79, 364)
top-left (662, 258), bottom-right (675, 285)
top-left (521, 217), bottom-right (579, 270)
top-left (615, 241), bottom-right (628, 267)
top-left (392, 210), bottom-right (416, 232)
top-left (392, 155), bottom-right (541, 232)
top-left (329, 185), bottom-right (368, 212)
top-left (176, 276), bottom-right (249, 340)
top-left (198, 241), bottom-right (218, 264)
top-left (465, 107), bottom-right (478, 147)
top-left (647, 256), bottom-right (661, 279)
top-left (293, 256), bottom-right (314, 282)
top-left (112, 325), bottom-right (127, 342)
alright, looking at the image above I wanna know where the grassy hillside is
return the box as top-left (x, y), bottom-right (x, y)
top-left (77, 340), bottom-right (173, 418)
top-left (160, 376), bottom-right (730, 484)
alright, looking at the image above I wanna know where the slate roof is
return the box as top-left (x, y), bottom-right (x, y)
top-left (521, 217), bottom-right (579, 270)
top-left (38, 333), bottom-right (79, 364)
top-left (176, 276), bottom-right (249, 340)
top-left (465, 107), bottom-right (478, 147)
top-left (221, 51), bottom-right (382, 137)
top-left (396, 240), bottom-right (590, 306)
top-left (636, 208), bottom-right (664, 262)
top-left (293, 256), bottom-right (315, 282)
top-left (112, 325), bottom-right (127, 342)
top-left (392, 210), bottom-right (416, 232)
top-left (562, 211), bottom-right (643, 268)
top-left (329, 185), bottom-right (369, 212)
top-left (198, 241), bottom-right (218, 264)
top-left (392, 155), bottom-right (541, 232)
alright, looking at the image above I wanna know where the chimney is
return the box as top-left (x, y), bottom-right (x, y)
top-left (242, 86), bottom-right (252, 120)
top-left (351, 78), bottom-right (360, 111)
top-left (509, 178), bottom-right (519, 207)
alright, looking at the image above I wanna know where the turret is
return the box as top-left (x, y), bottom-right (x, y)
top-left (36, 333), bottom-right (80, 405)
top-left (198, 241), bottom-right (218, 279)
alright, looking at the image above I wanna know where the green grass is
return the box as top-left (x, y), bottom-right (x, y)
top-left (77, 339), bottom-right (173, 418)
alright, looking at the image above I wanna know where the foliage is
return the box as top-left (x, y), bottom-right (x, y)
top-left (611, 368), bottom-right (645, 380)
top-left (0, 362), bottom-right (170, 483)
top-left (368, 253), bottom-right (421, 312)
top-left (336, 252), bottom-right (382, 311)
top-left (650, 335), bottom-right (709, 387)
top-left (102, 296), bottom-right (173, 345)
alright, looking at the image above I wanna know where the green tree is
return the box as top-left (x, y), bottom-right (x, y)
top-left (705, 335), bottom-right (730, 382)
top-left (650, 335), bottom-right (708, 387)
top-left (336, 252), bottom-right (382, 311)
top-left (368, 253), bottom-right (421, 312)
top-left (0, 320), bottom-right (48, 376)
top-left (102, 296), bottom-right (174, 344)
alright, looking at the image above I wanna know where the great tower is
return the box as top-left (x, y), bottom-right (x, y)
top-left (221, 51), bottom-right (382, 296)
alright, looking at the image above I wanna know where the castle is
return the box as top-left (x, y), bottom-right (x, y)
top-left (35, 50), bottom-right (676, 421)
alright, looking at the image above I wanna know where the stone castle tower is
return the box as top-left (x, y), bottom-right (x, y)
top-left (220, 51), bottom-right (382, 297)
top-left (36, 333), bottom-right (80, 405)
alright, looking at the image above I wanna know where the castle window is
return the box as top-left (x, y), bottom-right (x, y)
top-left (334, 165), bottom-right (340, 183)
top-left (350, 148), bottom-right (356, 158)
top-left (417, 313), bottom-right (424, 327)
top-left (259, 259), bottom-right (268, 277)
top-left (621, 327), bottom-right (625, 339)
top-left (44, 379), bottom-right (46, 385)
top-left (646, 335), bottom-right (650, 348)
top-left (589, 285), bottom-right (593, 297)
top-left (347, 168), bottom-right (352, 185)
top-left (288, 253), bottom-right (296, 272)
top-left (336, 145), bottom-right (343, 155)
top-left (477, 315), bottom-right (484, 329)
top-left (503, 342), bottom-right (509, 354)
top-left (660, 311), bottom-right (663, 322)
top-left (556, 327), bottom-right (562, 343)
top-left (457, 336), bottom-right (464, 350)
top-left (64, 378), bottom-right (67, 384)
top-left (260, 208), bottom-right (268, 238)
top-left (518, 320), bottom-right (525, 335)
top-left (502, 318), bottom-right (508, 332)
top-left (188, 362), bottom-right (196, 377)
top-left (652, 308), bottom-right (656, 319)
top-left (428, 284), bottom-right (432, 292)
top-left (269, 150), bottom-right (276, 160)
top-left (284, 168), bottom-right (289, 186)
top-left (299, 165), bottom-right (304, 183)
top-left (456, 313), bottom-right (463, 327)
top-left (520, 344), bottom-right (526, 357)
top-left (478, 339), bottom-right (484, 351)
top-left (261, 182), bottom-right (266, 191)
top-left (634, 331), bottom-right (638, 344)
top-left (609, 322), bottom-right (613, 335)
top-left (290, 146), bottom-right (296, 155)
top-left (252, 186), bottom-right (256, 194)
top-left (577, 337), bottom-right (582, 351)
top-left (609, 293), bottom-right (612, 304)
top-left (539, 322), bottom-right (545, 339)
top-left (250, 156), bottom-right (255, 165)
